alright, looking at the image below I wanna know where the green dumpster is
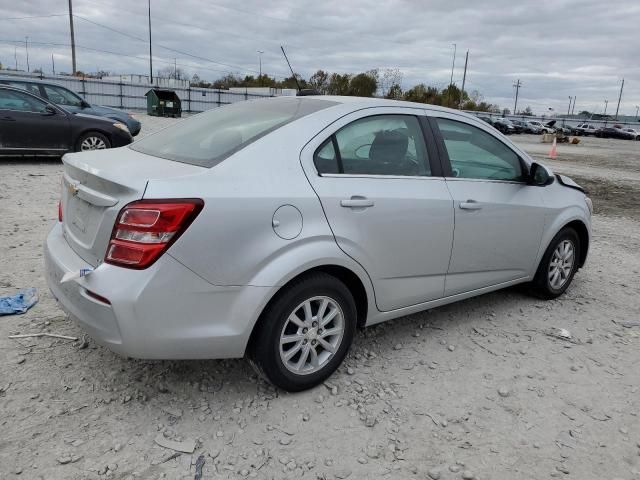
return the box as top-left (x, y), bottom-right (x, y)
top-left (145, 88), bottom-right (182, 117)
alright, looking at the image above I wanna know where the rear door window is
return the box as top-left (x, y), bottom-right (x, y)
top-left (41, 85), bottom-right (84, 107)
top-left (314, 115), bottom-right (431, 176)
top-left (131, 98), bottom-right (337, 167)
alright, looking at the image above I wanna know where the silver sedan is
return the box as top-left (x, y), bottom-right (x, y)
top-left (45, 96), bottom-right (592, 391)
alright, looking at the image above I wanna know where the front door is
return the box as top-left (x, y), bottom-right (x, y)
top-left (429, 114), bottom-right (546, 296)
top-left (0, 88), bottom-right (70, 152)
top-left (301, 109), bottom-right (454, 312)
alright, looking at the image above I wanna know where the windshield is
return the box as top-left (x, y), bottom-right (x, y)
top-left (131, 97), bottom-right (337, 167)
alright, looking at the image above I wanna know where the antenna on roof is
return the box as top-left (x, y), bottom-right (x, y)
top-left (280, 45), bottom-right (319, 96)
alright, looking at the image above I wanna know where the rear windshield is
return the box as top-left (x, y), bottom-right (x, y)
top-left (131, 97), bottom-right (337, 167)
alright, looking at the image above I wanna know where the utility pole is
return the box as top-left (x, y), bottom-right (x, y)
top-left (174, 58), bottom-right (177, 79)
top-left (447, 43), bottom-right (456, 107)
top-left (571, 96), bottom-right (576, 115)
top-left (615, 78), bottom-right (624, 120)
top-left (25, 37), bottom-right (30, 72)
top-left (459, 49), bottom-right (469, 110)
top-left (604, 99), bottom-right (608, 116)
top-left (636, 105), bottom-right (639, 120)
top-left (257, 50), bottom-right (264, 86)
top-left (68, 0), bottom-right (77, 74)
top-left (567, 96), bottom-right (572, 116)
top-left (148, 0), bottom-right (153, 83)
top-left (513, 79), bottom-right (522, 114)
top-left (52, 54), bottom-right (55, 75)
top-left (14, 46), bottom-right (17, 70)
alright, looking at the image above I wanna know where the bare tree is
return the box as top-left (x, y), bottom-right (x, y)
top-left (379, 68), bottom-right (403, 96)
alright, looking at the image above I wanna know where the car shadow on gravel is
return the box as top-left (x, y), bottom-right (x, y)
top-left (81, 283), bottom-right (546, 397)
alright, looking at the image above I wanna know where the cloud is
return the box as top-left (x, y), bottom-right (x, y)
top-left (0, 0), bottom-right (638, 114)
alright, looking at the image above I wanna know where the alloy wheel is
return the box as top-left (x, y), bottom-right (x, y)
top-left (279, 296), bottom-right (345, 375)
top-left (81, 136), bottom-right (107, 151)
top-left (548, 239), bottom-right (575, 289)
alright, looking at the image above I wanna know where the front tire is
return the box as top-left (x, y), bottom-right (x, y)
top-left (531, 228), bottom-right (580, 299)
top-left (248, 273), bottom-right (357, 392)
top-left (76, 131), bottom-right (110, 152)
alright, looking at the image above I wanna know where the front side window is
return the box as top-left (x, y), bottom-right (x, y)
top-left (0, 89), bottom-right (46, 112)
top-left (435, 118), bottom-right (524, 181)
top-left (42, 85), bottom-right (84, 107)
top-left (314, 115), bottom-right (430, 176)
top-left (132, 97), bottom-right (336, 167)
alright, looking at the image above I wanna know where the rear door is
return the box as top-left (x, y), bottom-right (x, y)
top-left (301, 108), bottom-right (454, 312)
top-left (429, 112), bottom-right (546, 296)
top-left (0, 88), bottom-right (70, 152)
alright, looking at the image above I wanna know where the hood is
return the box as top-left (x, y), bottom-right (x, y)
top-left (88, 104), bottom-right (131, 120)
top-left (74, 112), bottom-right (118, 124)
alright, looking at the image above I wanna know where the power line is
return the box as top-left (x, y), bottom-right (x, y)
top-left (0, 38), bottom-right (248, 77)
top-left (0, 14), bottom-right (67, 21)
top-left (71, 14), bottom-right (288, 77)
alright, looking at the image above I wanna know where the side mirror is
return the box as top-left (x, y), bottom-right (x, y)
top-left (528, 162), bottom-right (554, 186)
top-left (43, 105), bottom-right (57, 115)
top-left (80, 100), bottom-right (90, 108)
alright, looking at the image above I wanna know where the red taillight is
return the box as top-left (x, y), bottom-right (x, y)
top-left (105, 199), bottom-right (204, 269)
top-left (58, 200), bottom-right (63, 222)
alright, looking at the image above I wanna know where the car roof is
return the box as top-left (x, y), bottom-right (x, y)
top-left (290, 95), bottom-right (487, 122)
top-left (0, 75), bottom-right (70, 89)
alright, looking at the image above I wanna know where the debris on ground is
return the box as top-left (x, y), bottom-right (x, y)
top-left (0, 288), bottom-right (38, 315)
top-left (8, 332), bottom-right (78, 341)
top-left (154, 434), bottom-right (197, 453)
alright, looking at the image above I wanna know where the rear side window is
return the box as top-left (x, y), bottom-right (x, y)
top-left (435, 118), bottom-right (524, 182)
top-left (314, 115), bottom-right (431, 177)
top-left (131, 98), bottom-right (337, 167)
top-left (4, 81), bottom-right (40, 95)
top-left (42, 85), bottom-right (83, 107)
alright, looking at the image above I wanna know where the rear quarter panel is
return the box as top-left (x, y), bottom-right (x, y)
top-left (143, 107), bottom-right (375, 294)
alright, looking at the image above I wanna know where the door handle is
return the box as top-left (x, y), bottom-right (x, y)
top-left (340, 197), bottom-right (374, 208)
top-left (459, 200), bottom-right (482, 210)
top-left (1, 116), bottom-right (16, 121)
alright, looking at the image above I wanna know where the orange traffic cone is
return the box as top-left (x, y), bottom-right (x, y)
top-left (548, 137), bottom-right (557, 159)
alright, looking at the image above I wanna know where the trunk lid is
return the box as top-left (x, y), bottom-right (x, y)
top-left (61, 147), bottom-right (205, 267)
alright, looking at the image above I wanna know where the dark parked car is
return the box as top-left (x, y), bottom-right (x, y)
top-left (477, 115), bottom-right (494, 126)
top-left (0, 76), bottom-right (141, 136)
top-left (511, 119), bottom-right (535, 133)
top-left (595, 126), bottom-right (634, 139)
top-left (0, 85), bottom-right (133, 156)
top-left (493, 117), bottom-right (517, 134)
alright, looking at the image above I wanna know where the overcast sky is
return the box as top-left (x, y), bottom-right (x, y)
top-left (1, 0), bottom-right (639, 115)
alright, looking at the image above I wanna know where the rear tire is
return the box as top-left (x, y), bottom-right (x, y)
top-left (248, 273), bottom-right (356, 392)
top-left (76, 131), bottom-right (110, 152)
top-left (530, 228), bottom-right (580, 300)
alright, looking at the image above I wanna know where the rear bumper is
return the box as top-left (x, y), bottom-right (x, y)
top-left (44, 222), bottom-right (272, 359)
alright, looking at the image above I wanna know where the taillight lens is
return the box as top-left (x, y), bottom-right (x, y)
top-left (58, 200), bottom-right (63, 222)
top-left (105, 199), bottom-right (204, 269)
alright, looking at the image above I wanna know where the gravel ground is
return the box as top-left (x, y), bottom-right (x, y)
top-left (1, 119), bottom-right (639, 480)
